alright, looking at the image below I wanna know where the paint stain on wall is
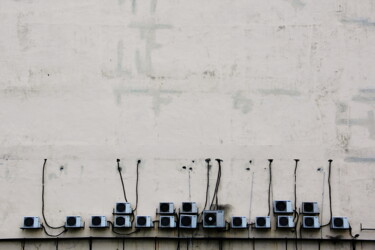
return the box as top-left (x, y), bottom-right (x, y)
top-left (232, 91), bottom-right (252, 114)
top-left (341, 18), bottom-right (375, 27)
top-left (287, 0), bottom-right (305, 9)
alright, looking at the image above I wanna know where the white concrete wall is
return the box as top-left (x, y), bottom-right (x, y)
top-left (1, 0), bottom-right (375, 249)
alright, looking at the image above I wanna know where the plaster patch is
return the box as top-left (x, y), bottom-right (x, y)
top-left (232, 91), bottom-right (252, 114)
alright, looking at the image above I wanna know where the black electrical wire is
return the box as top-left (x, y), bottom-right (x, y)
top-left (89, 237), bottom-right (92, 250)
top-left (116, 159), bottom-right (128, 202)
top-left (21, 240), bottom-right (25, 250)
top-left (294, 159), bottom-right (299, 219)
top-left (41, 159), bottom-right (65, 229)
top-left (55, 238), bottom-right (59, 250)
top-left (108, 222), bottom-right (140, 236)
top-left (252, 238), bottom-right (255, 250)
top-left (294, 210), bottom-right (299, 250)
top-left (293, 159), bottom-right (300, 249)
top-left (210, 159), bottom-right (222, 210)
top-left (132, 160), bottom-right (141, 212)
top-left (176, 214), bottom-right (181, 250)
top-left (285, 238), bottom-right (288, 250)
top-left (122, 238), bottom-right (125, 250)
top-left (216, 160), bottom-right (222, 209)
top-left (321, 160), bottom-right (332, 227)
top-left (41, 225), bottom-right (67, 237)
top-left (267, 159), bottom-right (273, 217)
top-left (203, 158), bottom-right (211, 211)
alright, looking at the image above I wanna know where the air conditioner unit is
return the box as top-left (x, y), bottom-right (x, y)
top-left (159, 216), bottom-right (176, 228)
top-left (90, 216), bottom-right (108, 228)
top-left (277, 216), bottom-right (294, 228)
top-left (331, 217), bottom-right (349, 229)
top-left (302, 202), bottom-right (319, 214)
top-left (114, 215), bottom-right (132, 228)
top-left (254, 216), bottom-right (271, 229)
top-left (181, 202), bottom-right (198, 214)
top-left (179, 214), bottom-right (197, 229)
top-left (302, 216), bottom-right (320, 229)
top-left (65, 216), bottom-right (84, 228)
top-left (114, 202), bottom-right (132, 214)
top-left (21, 216), bottom-right (42, 229)
top-left (159, 202), bottom-right (174, 214)
top-left (273, 200), bottom-right (293, 214)
top-left (231, 216), bottom-right (247, 229)
top-left (202, 210), bottom-right (225, 229)
top-left (135, 216), bottom-right (154, 228)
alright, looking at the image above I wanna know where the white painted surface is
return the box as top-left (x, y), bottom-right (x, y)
top-left (0, 0), bottom-right (375, 248)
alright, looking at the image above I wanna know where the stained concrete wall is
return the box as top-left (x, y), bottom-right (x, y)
top-left (1, 0), bottom-right (375, 249)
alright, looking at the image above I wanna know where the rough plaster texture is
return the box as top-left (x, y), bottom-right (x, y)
top-left (0, 0), bottom-right (375, 249)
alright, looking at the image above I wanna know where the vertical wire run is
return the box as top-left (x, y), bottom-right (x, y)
top-left (321, 160), bottom-right (333, 227)
top-left (117, 159), bottom-right (128, 202)
top-left (133, 160), bottom-right (141, 212)
top-left (293, 159), bottom-right (300, 250)
top-left (294, 159), bottom-right (299, 215)
top-left (203, 159), bottom-right (211, 211)
top-left (267, 159), bottom-right (273, 217)
top-left (41, 159), bottom-right (64, 229)
top-left (89, 237), bottom-right (92, 250)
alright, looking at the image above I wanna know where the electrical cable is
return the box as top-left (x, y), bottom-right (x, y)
top-left (132, 160), bottom-right (141, 212)
top-left (108, 222), bottom-right (140, 236)
top-left (55, 238), bottom-right (59, 250)
top-left (21, 240), bottom-right (25, 250)
top-left (89, 237), bottom-right (92, 250)
top-left (294, 159), bottom-right (299, 221)
top-left (116, 159), bottom-right (128, 202)
top-left (176, 213), bottom-right (181, 250)
top-left (41, 225), bottom-right (67, 237)
top-left (252, 238), bottom-right (255, 250)
top-left (267, 159), bottom-right (273, 217)
top-left (285, 238), bottom-right (288, 250)
top-left (122, 238), bottom-right (125, 250)
top-left (203, 159), bottom-right (211, 211)
top-left (41, 159), bottom-right (65, 229)
top-left (210, 159), bottom-right (222, 210)
top-left (217, 160), bottom-right (222, 209)
top-left (294, 210), bottom-right (299, 250)
top-left (293, 159), bottom-right (300, 250)
top-left (321, 160), bottom-right (332, 227)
